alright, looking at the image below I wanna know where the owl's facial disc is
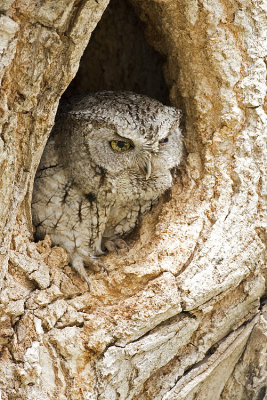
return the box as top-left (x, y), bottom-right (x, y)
top-left (109, 134), bottom-right (153, 179)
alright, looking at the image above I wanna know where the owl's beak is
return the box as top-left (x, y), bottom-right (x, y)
top-left (145, 159), bottom-right (152, 180)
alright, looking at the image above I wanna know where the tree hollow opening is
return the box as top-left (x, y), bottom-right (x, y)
top-left (64, 0), bottom-right (169, 104)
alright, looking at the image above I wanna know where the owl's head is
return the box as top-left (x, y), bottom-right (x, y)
top-left (58, 91), bottom-right (183, 189)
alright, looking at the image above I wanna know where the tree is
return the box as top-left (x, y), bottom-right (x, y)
top-left (0, 0), bottom-right (266, 399)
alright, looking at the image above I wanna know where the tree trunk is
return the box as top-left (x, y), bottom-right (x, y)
top-left (0, 0), bottom-right (266, 399)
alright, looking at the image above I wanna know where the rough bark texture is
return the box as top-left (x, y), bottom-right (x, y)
top-left (0, 0), bottom-right (266, 399)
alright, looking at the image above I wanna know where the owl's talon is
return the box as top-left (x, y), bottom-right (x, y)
top-left (114, 238), bottom-right (129, 251)
top-left (92, 257), bottom-right (109, 274)
top-left (104, 240), bottom-right (118, 253)
top-left (100, 263), bottom-right (109, 275)
top-left (71, 254), bottom-right (90, 289)
top-left (71, 254), bottom-right (108, 287)
top-left (89, 259), bottom-right (109, 275)
top-left (104, 238), bottom-right (129, 253)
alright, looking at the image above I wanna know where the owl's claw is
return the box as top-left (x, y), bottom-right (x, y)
top-left (99, 262), bottom-right (109, 275)
top-left (71, 253), bottom-right (108, 288)
top-left (71, 254), bottom-right (91, 288)
top-left (114, 238), bottom-right (129, 251)
top-left (104, 238), bottom-right (129, 254)
top-left (87, 257), bottom-right (109, 275)
top-left (104, 240), bottom-right (118, 254)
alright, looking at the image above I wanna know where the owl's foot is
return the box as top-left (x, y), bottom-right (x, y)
top-left (104, 238), bottom-right (129, 253)
top-left (71, 254), bottom-right (91, 288)
top-left (71, 253), bottom-right (108, 289)
top-left (92, 260), bottom-right (109, 275)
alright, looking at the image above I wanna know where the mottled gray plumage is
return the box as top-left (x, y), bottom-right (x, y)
top-left (32, 91), bottom-right (183, 286)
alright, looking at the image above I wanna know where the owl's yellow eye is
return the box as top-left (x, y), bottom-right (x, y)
top-left (110, 140), bottom-right (132, 152)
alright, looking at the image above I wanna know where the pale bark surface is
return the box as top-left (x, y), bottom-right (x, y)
top-left (0, 1), bottom-right (266, 400)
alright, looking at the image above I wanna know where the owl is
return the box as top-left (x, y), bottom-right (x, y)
top-left (32, 91), bottom-right (183, 286)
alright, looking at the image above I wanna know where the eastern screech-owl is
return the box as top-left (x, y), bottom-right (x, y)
top-left (32, 91), bottom-right (183, 286)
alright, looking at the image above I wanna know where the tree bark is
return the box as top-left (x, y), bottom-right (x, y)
top-left (0, 0), bottom-right (266, 399)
